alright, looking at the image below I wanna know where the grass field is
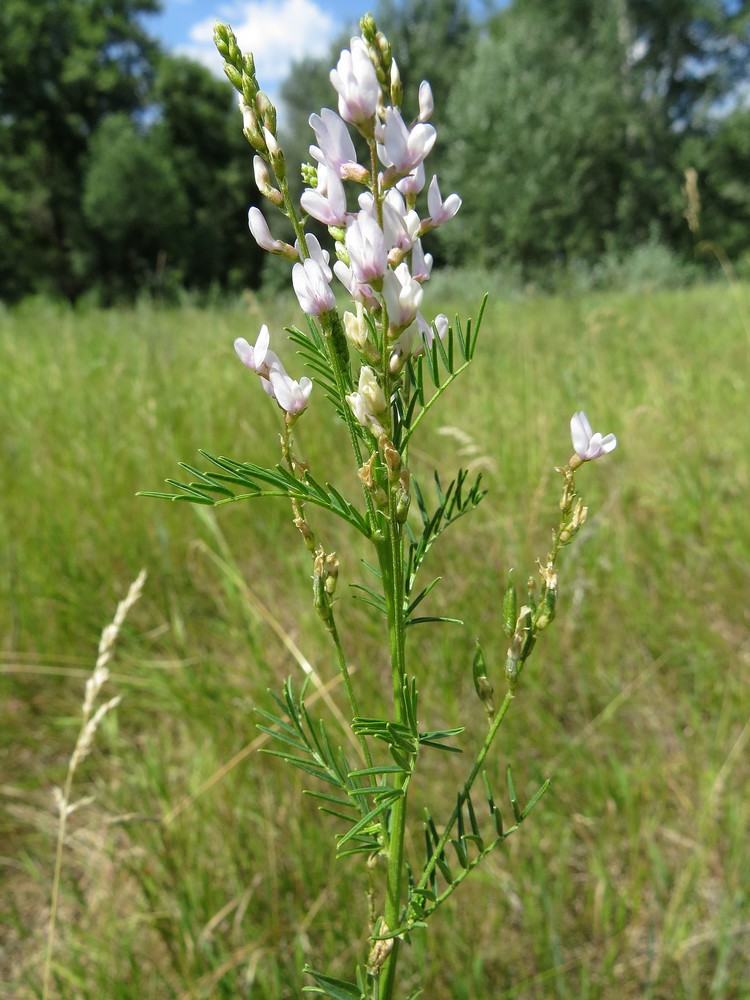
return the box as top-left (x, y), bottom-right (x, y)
top-left (1, 281), bottom-right (749, 998)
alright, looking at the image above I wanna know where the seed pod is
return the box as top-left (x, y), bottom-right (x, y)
top-left (502, 580), bottom-right (517, 639)
top-left (472, 641), bottom-right (495, 718)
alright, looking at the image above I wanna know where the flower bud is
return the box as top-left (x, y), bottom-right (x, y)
top-left (224, 64), bottom-right (243, 91)
top-left (418, 81), bottom-right (434, 122)
top-left (358, 366), bottom-right (387, 418)
top-left (256, 90), bottom-right (276, 134)
top-left (343, 310), bottom-right (369, 351)
top-left (390, 58), bottom-right (403, 108)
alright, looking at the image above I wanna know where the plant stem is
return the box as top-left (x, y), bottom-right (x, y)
top-left (41, 764), bottom-right (74, 1000)
top-left (328, 614), bottom-right (374, 770)
top-left (377, 490), bottom-right (409, 1000)
top-left (415, 689), bottom-right (514, 896)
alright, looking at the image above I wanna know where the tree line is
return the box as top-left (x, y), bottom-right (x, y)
top-left (1, 0), bottom-right (748, 303)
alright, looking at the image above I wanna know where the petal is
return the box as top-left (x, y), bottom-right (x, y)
top-left (570, 412), bottom-right (590, 456)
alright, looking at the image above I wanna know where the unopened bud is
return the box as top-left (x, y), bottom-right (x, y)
top-left (390, 58), bottom-right (403, 108)
top-left (360, 13), bottom-right (377, 41)
top-left (224, 64), bottom-right (243, 91)
top-left (301, 162), bottom-right (318, 188)
top-left (324, 552), bottom-right (339, 595)
top-left (256, 91), bottom-right (276, 134)
top-left (344, 310), bottom-right (369, 351)
top-left (264, 128), bottom-right (285, 179)
top-left (253, 155), bottom-right (283, 207)
top-left (418, 81), bottom-right (434, 122)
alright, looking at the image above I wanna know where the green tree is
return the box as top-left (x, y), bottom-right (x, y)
top-left (441, 1), bottom-right (631, 272)
top-left (82, 114), bottom-right (190, 299)
top-left (680, 107), bottom-right (750, 259)
top-left (150, 55), bottom-right (265, 293)
top-left (0, 0), bottom-right (160, 300)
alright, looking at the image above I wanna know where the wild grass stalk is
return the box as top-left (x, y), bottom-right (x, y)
top-left (41, 570), bottom-right (146, 1000)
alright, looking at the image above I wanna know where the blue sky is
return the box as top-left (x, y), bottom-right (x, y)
top-left (143, 1), bottom-right (373, 107)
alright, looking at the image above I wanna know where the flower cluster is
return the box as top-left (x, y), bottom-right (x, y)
top-left (224, 17), bottom-right (462, 427)
top-left (234, 324), bottom-right (312, 418)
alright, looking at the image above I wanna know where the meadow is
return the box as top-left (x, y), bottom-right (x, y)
top-left (1, 279), bottom-right (749, 999)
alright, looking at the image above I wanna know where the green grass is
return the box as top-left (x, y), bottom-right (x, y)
top-left (2, 283), bottom-right (749, 998)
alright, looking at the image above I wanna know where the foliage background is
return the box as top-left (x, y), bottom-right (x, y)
top-left (1, 0), bottom-right (750, 997)
top-left (1, 0), bottom-right (749, 302)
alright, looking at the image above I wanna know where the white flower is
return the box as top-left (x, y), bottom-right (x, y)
top-left (570, 411), bottom-right (617, 461)
top-left (300, 164), bottom-right (348, 227)
top-left (248, 207), bottom-right (293, 256)
top-left (426, 175), bottom-right (461, 227)
top-left (416, 312), bottom-right (448, 351)
top-left (235, 324), bottom-right (271, 372)
top-left (269, 369), bottom-right (313, 415)
top-left (330, 38), bottom-right (380, 128)
top-left (356, 365), bottom-right (387, 417)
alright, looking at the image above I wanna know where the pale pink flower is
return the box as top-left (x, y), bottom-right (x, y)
top-left (292, 258), bottom-right (336, 316)
top-left (383, 261), bottom-right (424, 333)
top-left (295, 233), bottom-right (332, 280)
top-left (396, 163), bottom-right (426, 199)
top-left (333, 260), bottom-right (378, 309)
top-left (308, 108), bottom-right (358, 176)
top-left (410, 239), bottom-right (433, 282)
top-left (570, 411), bottom-right (617, 461)
top-left (418, 81), bottom-right (434, 122)
top-left (416, 312), bottom-right (448, 351)
top-left (346, 212), bottom-right (387, 284)
top-left (300, 165), bottom-right (348, 226)
top-left (378, 107), bottom-right (436, 176)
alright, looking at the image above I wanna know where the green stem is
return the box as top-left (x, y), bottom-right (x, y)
top-left (328, 614), bottom-right (374, 771)
top-left (377, 490), bottom-right (409, 1000)
top-left (415, 689), bottom-right (514, 897)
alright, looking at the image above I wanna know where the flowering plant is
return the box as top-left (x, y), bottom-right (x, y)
top-left (143, 14), bottom-right (616, 999)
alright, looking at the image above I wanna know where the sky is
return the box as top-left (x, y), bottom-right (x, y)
top-left (142, 0), bottom-right (371, 109)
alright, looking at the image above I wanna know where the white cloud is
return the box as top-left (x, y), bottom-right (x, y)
top-left (179, 0), bottom-right (340, 108)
